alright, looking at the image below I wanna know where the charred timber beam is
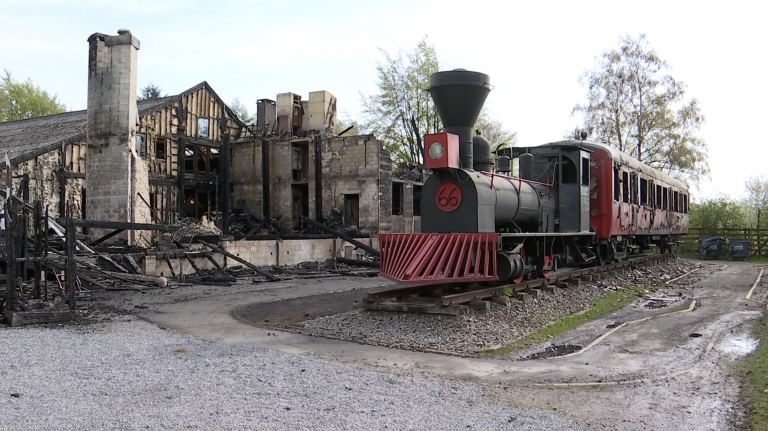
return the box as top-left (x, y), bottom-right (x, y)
top-left (262, 139), bottom-right (270, 220)
top-left (195, 240), bottom-right (277, 281)
top-left (299, 216), bottom-right (380, 257)
top-left (314, 135), bottom-right (322, 222)
top-left (56, 219), bottom-right (181, 232)
top-left (335, 257), bottom-right (379, 268)
top-left (220, 130), bottom-right (231, 235)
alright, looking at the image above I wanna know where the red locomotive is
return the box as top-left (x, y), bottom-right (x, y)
top-left (379, 69), bottom-right (688, 285)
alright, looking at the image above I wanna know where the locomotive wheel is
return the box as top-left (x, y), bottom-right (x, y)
top-left (512, 249), bottom-right (526, 284)
top-left (596, 244), bottom-right (609, 266)
top-left (541, 254), bottom-right (556, 278)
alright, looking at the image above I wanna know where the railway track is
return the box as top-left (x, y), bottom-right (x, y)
top-left (362, 253), bottom-right (676, 315)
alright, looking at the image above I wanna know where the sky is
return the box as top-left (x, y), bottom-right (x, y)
top-left (2, 0), bottom-right (766, 201)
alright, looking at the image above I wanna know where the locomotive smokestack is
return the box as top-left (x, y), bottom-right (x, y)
top-left (428, 69), bottom-right (491, 170)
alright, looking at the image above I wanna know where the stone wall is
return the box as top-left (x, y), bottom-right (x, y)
top-left (85, 30), bottom-right (150, 244)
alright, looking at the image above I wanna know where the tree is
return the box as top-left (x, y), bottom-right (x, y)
top-left (360, 36), bottom-right (441, 165)
top-left (475, 109), bottom-right (518, 153)
top-left (0, 69), bottom-right (66, 121)
top-left (229, 98), bottom-right (256, 124)
top-left (745, 175), bottom-right (768, 229)
top-left (139, 83), bottom-right (165, 101)
top-left (689, 195), bottom-right (747, 231)
top-left (572, 34), bottom-right (709, 181)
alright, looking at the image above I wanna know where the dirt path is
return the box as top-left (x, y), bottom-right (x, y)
top-left (97, 260), bottom-right (766, 430)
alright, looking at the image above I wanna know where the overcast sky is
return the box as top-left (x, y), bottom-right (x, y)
top-left (2, 0), bottom-right (765, 200)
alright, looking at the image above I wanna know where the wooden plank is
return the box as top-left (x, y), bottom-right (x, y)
top-left (56, 219), bottom-right (179, 232)
top-left (361, 301), bottom-right (467, 316)
top-left (205, 253), bottom-right (224, 273)
top-left (6, 310), bottom-right (79, 327)
top-left (196, 240), bottom-right (276, 281)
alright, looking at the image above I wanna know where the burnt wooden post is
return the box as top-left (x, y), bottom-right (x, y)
top-left (44, 206), bottom-right (49, 301)
top-left (58, 148), bottom-right (66, 218)
top-left (5, 199), bottom-right (17, 312)
top-left (314, 135), bottom-right (323, 221)
top-left (261, 139), bottom-right (270, 220)
top-left (32, 200), bottom-right (42, 299)
top-left (21, 174), bottom-right (29, 284)
top-left (176, 107), bottom-right (188, 220)
top-left (65, 206), bottom-right (77, 311)
top-left (219, 117), bottom-right (231, 235)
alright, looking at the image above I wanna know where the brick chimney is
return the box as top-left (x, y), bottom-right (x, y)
top-left (85, 29), bottom-right (150, 244)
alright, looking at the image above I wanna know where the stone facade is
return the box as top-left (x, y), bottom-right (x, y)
top-left (231, 134), bottom-right (422, 235)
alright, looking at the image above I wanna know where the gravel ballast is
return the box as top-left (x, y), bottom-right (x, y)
top-left (299, 258), bottom-right (705, 354)
top-left (0, 319), bottom-right (586, 431)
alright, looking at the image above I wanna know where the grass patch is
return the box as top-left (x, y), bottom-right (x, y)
top-left (483, 285), bottom-right (647, 356)
top-left (737, 313), bottom-right (768, 430)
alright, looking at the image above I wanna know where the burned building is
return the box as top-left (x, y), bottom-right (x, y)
top-left (0, 29), bottom-right (422, 268)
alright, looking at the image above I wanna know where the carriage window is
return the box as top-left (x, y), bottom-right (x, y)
top-left (673, 191), bottom-right (679, 212)
top-left (656, 185), bottom-right (662, 207)
top-left (622, 172), bottom-right (629, 203)
top-left (684, 194), bottom-right (688, 213)
top-left (640, 178), bottom-right (648, 205)
top-left (662, 187), bottom-right (668, 210)
top-left (562, 157), bottom-right (577, 184)
top-left (581, 158), bottom-right (590, 186)
top-left (631, 173), bottom-right (639, 204)
top-left (614, 168), bottom-right (620, 201)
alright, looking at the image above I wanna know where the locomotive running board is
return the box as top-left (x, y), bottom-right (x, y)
top-left (379, 233), bottom-right (498, 284)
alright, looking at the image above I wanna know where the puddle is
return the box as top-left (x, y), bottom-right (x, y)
top-left (644, 300), bottom-right (673, 309)
top-left (689, 333), bottom-right (703, 338)
top-left (522, 344), bottom-right (582, 360)
top-left (718, 335), bottom-right (758, 355)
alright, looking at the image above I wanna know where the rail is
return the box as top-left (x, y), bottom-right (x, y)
top-left (364, 253), bottom-right (675, 314)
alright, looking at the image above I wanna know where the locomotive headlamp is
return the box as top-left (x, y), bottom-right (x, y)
top-left (428, 141), bottom-right (444, 159)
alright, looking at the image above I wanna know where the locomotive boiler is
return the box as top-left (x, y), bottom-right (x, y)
top-left (379, 69), bottom-right (688, 285)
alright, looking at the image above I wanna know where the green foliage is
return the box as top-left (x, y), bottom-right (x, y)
top-left (475, 109), bottom-right (518, 153)
top-left (485, 285), bottom-right (647, 356)
top-left (499, 287), bottom-right (514, 297)
top-left (0, 69), bottom-right (66, 121)
top-left (737, 313), bottom-right (768, 430)
top-left (139, 83), bottom-right (165, 101)
top-left (360, 36), bottom-right (441, 165)
top-left (745, 175), bottom-right (768, 229)
top-left (573, 34), bottom-right (709, 182)
top-left (689, 195), bottom-right (748, 230)
top-left (335, 114), bottom-right (360, 136)
top-left (228, 97), bottom-right (256, 124)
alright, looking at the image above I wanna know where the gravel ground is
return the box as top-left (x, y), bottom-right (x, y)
top-left (0, 318), bottom-right (587, 431)
top-left (299, 258), bottom-right (706, 354)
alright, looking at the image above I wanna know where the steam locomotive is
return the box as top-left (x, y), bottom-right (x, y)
top-left (379, 70), bottom-right (689, 285)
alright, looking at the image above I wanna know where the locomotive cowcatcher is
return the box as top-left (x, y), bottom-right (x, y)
top-left (379, 69), bottom-right (689, 285)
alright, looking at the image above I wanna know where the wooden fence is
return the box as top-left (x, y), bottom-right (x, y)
top-left (680, 228), bottom-right (768, 256)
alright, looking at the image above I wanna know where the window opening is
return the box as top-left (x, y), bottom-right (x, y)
top-left (155, 137), bottom-right (166, 160)
top-left (291, 141), bottom-right (309, 181)
top-left (640, 178), bottom-right (648, 205)
top-left (392, 182), bottom-right (404, 215)
top-left (656, 185), bottom-right (663, 208)
top-left (344, 194), bottom-right (359, 228)
top-left (561, 157), bottom-right (577, 184)
top-left (413, 185), bottom-right (422, 217)
top-left (648, 180), bottom-right (655, 207)
top-left (197, 117), bottom-right (210, 138)
top-left (662, 188), bottom-right (668, 210)
top-left (581, 157), bottom-right (590, 186)
top-left (673, 191), bottom-right (679, 212)
top-left (291, 184), bottom-right (309, 230)
top-left (614, 168), bottom-right (620, 201)
top-left (622, 171), bottom-right (629, 203)
top-left (630, 172), bottom-right (639, 204)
